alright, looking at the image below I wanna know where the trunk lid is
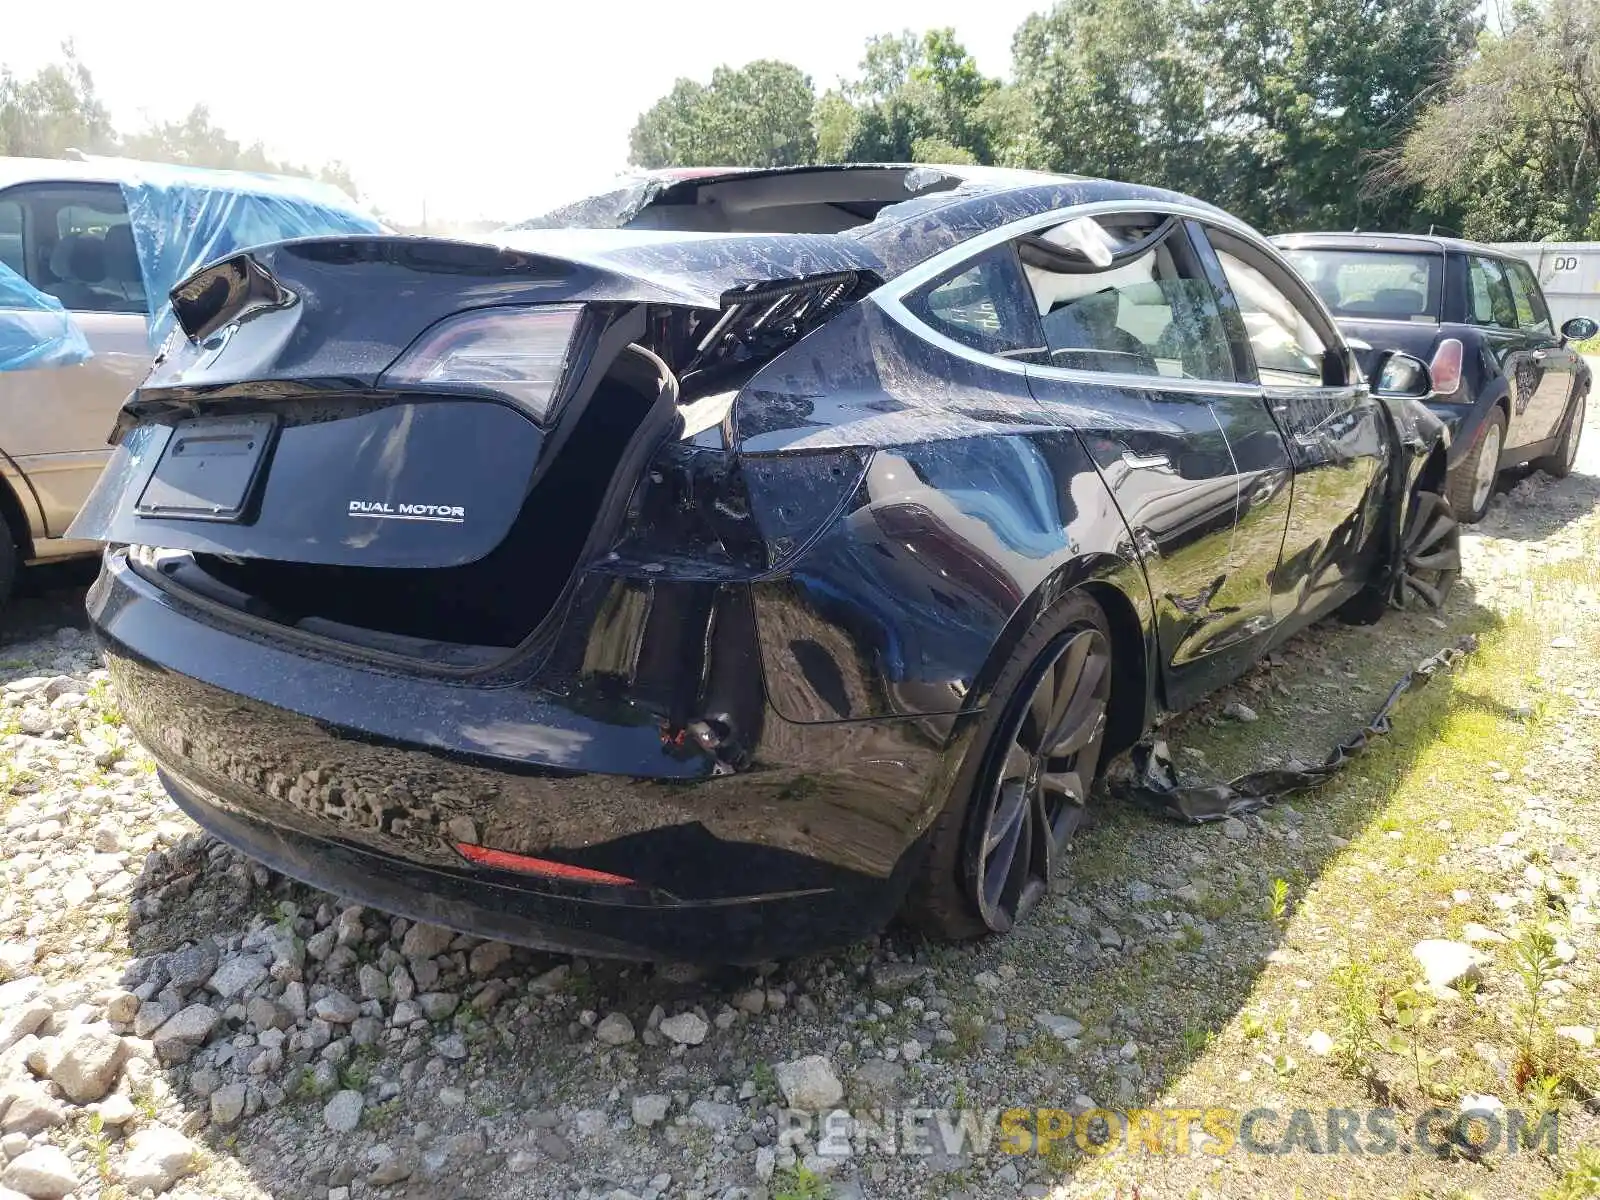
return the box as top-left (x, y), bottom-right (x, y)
top-left (70, 231), bottom-right (880, 654)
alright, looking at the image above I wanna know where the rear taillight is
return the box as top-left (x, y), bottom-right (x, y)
top-left (381, 304), bottom-right (583, 422)
top-left (1429, 338), bottom-right (1464, 397)
top-left (604, 443), bottom-right (869, 578)
top-left (455, 842), bottom-right (635, 885)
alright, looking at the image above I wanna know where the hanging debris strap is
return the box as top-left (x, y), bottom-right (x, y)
top-left (1113, 636), bottom-right (1478, 823)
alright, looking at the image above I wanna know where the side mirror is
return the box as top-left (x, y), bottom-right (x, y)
top-left (1561, 316), bottom-right (1598, 343)
top-left (1369, 350), bottom-right (1432, 399)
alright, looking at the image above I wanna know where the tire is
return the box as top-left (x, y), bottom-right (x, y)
top-left (1336, 481), bottom-right (1460, 624)
top-left (1535, 390), bottom-right (1586, 480)
top-left (902, 592), bottom-right (1114, 941)
top-left (1447, 406), bottom-right (1506, 523)
top-left (0, 527), bottom-right (15, 620)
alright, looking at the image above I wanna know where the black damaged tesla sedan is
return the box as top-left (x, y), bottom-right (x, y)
top-left (71, 165), bottom-right (1460, 962)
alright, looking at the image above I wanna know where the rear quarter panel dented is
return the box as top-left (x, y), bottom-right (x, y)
top-left (739, 301), bottom-right (1155, 723)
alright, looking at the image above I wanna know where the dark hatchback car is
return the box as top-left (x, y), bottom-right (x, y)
top-left (73, 165), bottom-right (1459, 962)
top-left (1275, 233), bottom-right (1596, 523)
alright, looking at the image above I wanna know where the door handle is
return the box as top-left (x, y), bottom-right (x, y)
top-left (1122, 451), bottom-right (1171, 471)
top-left (1533, 350), bottom-right (1548, 362)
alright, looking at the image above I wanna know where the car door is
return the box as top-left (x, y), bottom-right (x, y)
top-left (0, 181), bottom-right (150, 545)
top-left (1004, 209), bottom-right (1293, 709)
top-left (1465, 254), bottom-right (1545, 455)
top-left (1198, 225), bottom-right (1390, 625)
top-left (1503, 257), bottom-right (1578, 446)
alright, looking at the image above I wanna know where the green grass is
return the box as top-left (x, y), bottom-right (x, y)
top-left (771, 1165), bottom-right (830, 1200)
top-left (1054, 514), bottom-right (1600, 1198)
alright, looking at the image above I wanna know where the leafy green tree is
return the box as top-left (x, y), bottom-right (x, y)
top-left (0, 43), bottom-right (115, 158)
top-left (1009, 0), bottom-right (1474, 230)
top-left (1011, 0), bottom-right (1209, 186)
top-left (629, 61), bottom-right (816, 168)
top-left (1198, 0), bottom-right (1478, 231)
top-left (830, 29), bottom-right (1000, 164)
top-left (1393, 0), bottom-right (1600, 239)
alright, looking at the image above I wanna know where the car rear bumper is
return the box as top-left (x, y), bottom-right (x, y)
top-left (89, 550), bottom-right (948, 961)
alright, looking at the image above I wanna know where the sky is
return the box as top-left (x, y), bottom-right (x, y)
top-left (5, 1), bottom-right (1047, 227)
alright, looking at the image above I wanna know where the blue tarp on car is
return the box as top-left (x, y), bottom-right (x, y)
top-left (0, 259), bottom-right (94, 371)
top-left (1, 158), bottom-right (382, 370)
top-left (116, 159), bottom-right (383, 347)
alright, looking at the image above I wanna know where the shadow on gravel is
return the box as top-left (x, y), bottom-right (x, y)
top-left (0, 560), bottom-right (93, 648)
top-left (108, 579), bottom-right (1512, 1200)
top-left (1481, 463), bottom-right (1600, 541)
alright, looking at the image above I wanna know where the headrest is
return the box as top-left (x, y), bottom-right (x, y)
top-left (1374, 288), bottom-right (1425, 316)
top-left (69, 237), bottom-right (106, 284)
top-left (102, 224), bottom-right (141, 281)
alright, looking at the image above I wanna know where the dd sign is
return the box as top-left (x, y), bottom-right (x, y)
top-left (1552, 255), bottom-right (1580, 272)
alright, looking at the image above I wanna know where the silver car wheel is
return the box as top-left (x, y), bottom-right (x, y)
top-left (1472, 420), bottom-right (1502, 514)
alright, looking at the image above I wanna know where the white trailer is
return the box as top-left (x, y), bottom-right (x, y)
top-left (1495, 242), bottom-right (1600, 328)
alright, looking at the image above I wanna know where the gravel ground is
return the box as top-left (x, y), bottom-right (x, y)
top-left (1, 388), bottom-right (1597, 1200)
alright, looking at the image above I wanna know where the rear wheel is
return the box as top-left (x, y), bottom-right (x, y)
top-left (1535, 391), bottom-right (1586, 480)
top-left (0, 528), bottom-right (15, 620)
top-left (1448, 407), bottom-right (1506, 523)
top-left (904, 593), bottom-right (1113, 940)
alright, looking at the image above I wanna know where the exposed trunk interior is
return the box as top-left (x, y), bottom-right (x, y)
top-left (176, 350), bottom-right (671, 655)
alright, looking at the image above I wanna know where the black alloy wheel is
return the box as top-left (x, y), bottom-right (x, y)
top-left (1395, 489), bottom-right (1461, 610)
top-left (967, 622), bottom-right (1112, 933)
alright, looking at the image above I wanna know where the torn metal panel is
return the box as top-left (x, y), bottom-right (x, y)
top-left (1113, 637), bottom-right (1477, 822)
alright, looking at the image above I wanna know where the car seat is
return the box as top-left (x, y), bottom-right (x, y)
top-left (41, 235), bottom-right (106, 311)
top-left (99, 225), bottom-right (146, 307)
top-left (1043, 290), bottom-right (1159, 375)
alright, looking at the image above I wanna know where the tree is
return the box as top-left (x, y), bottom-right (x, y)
top-left (1391, 0), bottom-right (1600, 239)
top-left (1010, 0), bottom-right (1210, 186)
top-left (120, 104), bottom-right (362, 196)
top-left (1198, 0), bottom-right (1478, 230)
top-left (828, 29), bottom-right (1000, 164)
top-left (629, 61), bottom-right (816, 168)
top-left (0, 43), bottom-right (115, 158)
top-left (1008, 0), bottom-right (1475, 230)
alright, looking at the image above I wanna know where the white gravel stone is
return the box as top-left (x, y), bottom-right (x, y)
top-left (210, 1081), bottom-right (246, 1127)
top-left (399, 923), bottom-right (454, 960)
top-left (120, 1125), bottom-right (200, 1194)
top-left (208, 954), bottom-right (269, 1000)
top-left (659, 1012), bottom-right (708, 1046)
top-left (323, 1089), bottom-right (364, 1133)
top-left (0, 1082), bottom-right (66, 1136)
top-left (1034, 1013), bottom-right (1083, 1040)
top-left (0, 944), bottom-right (39, 981)
top-left (0, 983), bottom-right (50, 1055)
top-left (43, 1020), bottom-right (125, 1103)
top-left (1412, 939), bottom-right (1489, 990)
top-left (151, 1004), bottom-right (220, 1065)
top-left (313, 991), bottom-right (360, 1024)
top-left (2, 1145), bottom-right (77, 1199)
top-left (595, 1012), bottom-right (636, 1046)
top-left (357, 965), bottom-right (389, 1001)
top-left (96, 1093), bottom-right (137, 1127)
top-left (774, 1055), bottom-right (843, 1110)
top-left (631, 1093), bottom-right (670, 1126)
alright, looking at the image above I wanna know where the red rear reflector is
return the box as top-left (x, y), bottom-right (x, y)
top-left (1429, 338), bottom-right (1464, 395)
top-left (455, 842), bottom-right (635, 885)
